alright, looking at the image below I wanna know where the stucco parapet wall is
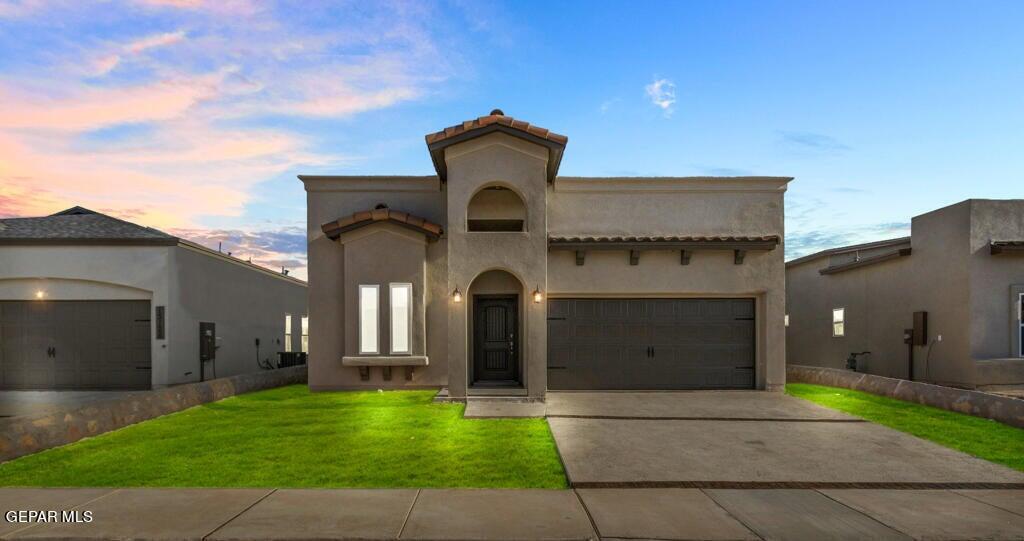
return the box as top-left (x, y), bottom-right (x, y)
top-left (0, 366), bottom-right (307, 463)
top-left (553, 176), bottom-right (792, 193)
top-left (787, 365), bottom-right (1024, 429)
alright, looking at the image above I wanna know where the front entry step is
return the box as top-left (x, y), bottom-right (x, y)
top-left (463, 398), bottom-right (546, 419)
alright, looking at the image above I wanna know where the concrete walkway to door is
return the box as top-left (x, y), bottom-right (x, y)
top-left (546, 391), bottom-right (1024, 487)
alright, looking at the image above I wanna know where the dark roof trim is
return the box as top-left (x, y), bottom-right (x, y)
top-left (0, 237), bottom-right (178, 246)
top-left (426, 115), bottom-right (567, 183)
top-left (819, 247), bottom-right (912, 275)
top-left (322, 208), bottom-right (443, 241)
top-left (991, 241), bottom-right (1024, 255)
top-left (548, 235), bottom-right (779, 251)
top-left (786, 236), bottom-right (911, 267)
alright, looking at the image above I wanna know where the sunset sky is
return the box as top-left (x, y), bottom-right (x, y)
top-left (2, 0), bottom-right (1022, 280)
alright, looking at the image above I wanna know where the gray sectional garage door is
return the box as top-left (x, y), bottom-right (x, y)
top-left (0, 300), bottom-right (151, 390)
top-left (547, 298), bottom-right (755, 390)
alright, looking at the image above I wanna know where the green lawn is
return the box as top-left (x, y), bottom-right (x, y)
top-left (0, 386), bottom-right (566, 488)
top-left (787, 383), bottom-right (1024, 472)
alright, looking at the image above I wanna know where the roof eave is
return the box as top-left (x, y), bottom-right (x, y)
top-left (426, 123), bottom-right (567, 183)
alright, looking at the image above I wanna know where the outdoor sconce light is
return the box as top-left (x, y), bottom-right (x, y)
top-left (452, 286), bottom-right (463, 303)
top-left (34, 290), bottom-right (45, 299)
top-left (532, 286), bottom-right (543, 304)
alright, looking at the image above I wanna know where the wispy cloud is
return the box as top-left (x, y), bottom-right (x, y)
top-left (599, 98), bottom-right (620, 114)
top-left (644, 77), bottom-right (676, 117)
top-left (778, 131), bottom-right (851, 153)
top-left (0, 1), bottom-right (464, 277)
top-left (786, 221), bottom-right (910, 260)
top-left (169, 226), bottom-right (308, 279)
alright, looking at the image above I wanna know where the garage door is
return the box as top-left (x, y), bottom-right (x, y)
top-left (0, 300), bottom-right (151, 390)
top-left (547, 298), bottom-right (755, 390)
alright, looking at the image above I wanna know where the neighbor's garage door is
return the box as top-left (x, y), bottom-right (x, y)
top-left (547, 298), bottom-right (755, 390)
top-left (0, 300), bottom-right (152, 390)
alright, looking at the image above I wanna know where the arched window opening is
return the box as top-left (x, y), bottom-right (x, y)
top-left (467, 186), bottom-right (526, 232)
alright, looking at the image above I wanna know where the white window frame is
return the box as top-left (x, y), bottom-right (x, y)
top-left (389, 283), bottom-right (413, 355)
top-left (359, 285), bottom-right (380, 355)
top-left (301, 316), bottom-right (309, 353)
top-left (284, 313), bottom-right (293, 352)
top-left (832, 307), bottom-right (845, 337)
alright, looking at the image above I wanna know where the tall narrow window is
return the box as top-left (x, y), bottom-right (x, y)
top-left (832, 308), bottom-right (845, 337)
top-left (359, 285), bottom-right (379, 354)
top-left (301, 316), bottom-right (309, 353)
top-left (284, 314), bottom-right (292, 352)
top-left (390, 283), bottom-right (412, 354)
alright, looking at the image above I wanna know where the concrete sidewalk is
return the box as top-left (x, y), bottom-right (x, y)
top-left (2, 487), bottom-right (1023, 540)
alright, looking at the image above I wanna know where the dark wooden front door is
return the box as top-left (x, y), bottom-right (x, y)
top-left (472, 295), bottom-right (519, 386)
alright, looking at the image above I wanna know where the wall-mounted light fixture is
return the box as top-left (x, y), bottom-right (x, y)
top-left (532, 286), bottom-right (543, 304)
top-left (452, 286), bottom-right (463, 303)
top-left (34, 290), bottom-right (45, 300)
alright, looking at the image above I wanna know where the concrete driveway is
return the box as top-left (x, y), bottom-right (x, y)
top-left (546, 391), bottom-right (1024, 487)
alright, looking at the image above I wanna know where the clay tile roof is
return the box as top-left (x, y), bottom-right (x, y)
top-left (425, 111), bottom-right (568, 182)
top-left (321, 208), bottom-right (443, 241)
top-left (425, 112), bottom-right (567, 147)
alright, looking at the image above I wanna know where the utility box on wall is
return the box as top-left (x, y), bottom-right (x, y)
top-left (913, 311), bottom-right (928, 346)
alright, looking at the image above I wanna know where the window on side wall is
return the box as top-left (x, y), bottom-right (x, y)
top-left (390, 283), bottom-right (412, 354)
top-left (832, 308), bottom-right (845, 337)
top-left (284, 314), bottom-right (292, 352)
top-left (301, 316), bottom-right (309, 353)
top-left (359, 285), bottom-right (379, 355)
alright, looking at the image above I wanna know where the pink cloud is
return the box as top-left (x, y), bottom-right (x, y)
top-left (0, 1), bottom-right (459, 279)
top-left (0, 75), bottom-right (222, 131)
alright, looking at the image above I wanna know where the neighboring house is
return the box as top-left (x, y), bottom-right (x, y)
top-left (0, 207), bottom-right (308, 390)
top-left (302, 110), bottom-right (791, 400)
top-left (786, 199), bottom-right (1024, 390)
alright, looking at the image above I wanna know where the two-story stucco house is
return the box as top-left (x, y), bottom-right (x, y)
top-left (302, 111), bottom-right (791, 400)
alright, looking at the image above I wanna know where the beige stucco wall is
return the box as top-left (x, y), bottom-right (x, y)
top-left (785, 253), bottom-right (919, 379)
top-left (467, 188), bottom-right (527, 222)
top-left (444, 133), bottom-right (549, 399)
top-left (338, 224), bottom-right (427, 358)
top-left (785, 200), bottom-right (1024, 387)
top-left (302, 139), bottom-right (791, 396)
top-left (303, 176), bottom-right (446, 390)
top-left (548, 178), bottom-right (789, 390)
top-left (967, 199), bottom-right (1024, 360)
top-left (167, 244), bottom-right (308, 386)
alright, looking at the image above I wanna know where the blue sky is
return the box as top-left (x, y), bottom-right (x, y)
top-left (1, 0), bottom-right (1022, 279)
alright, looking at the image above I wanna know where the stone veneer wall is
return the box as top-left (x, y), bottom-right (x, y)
top-left (0, 366), bottom-right (307, 463)
top-left (787, 364), bottom-right (1024, 429)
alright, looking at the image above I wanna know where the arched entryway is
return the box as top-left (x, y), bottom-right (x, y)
top-left (467, 269), bottom-right (525, 388)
